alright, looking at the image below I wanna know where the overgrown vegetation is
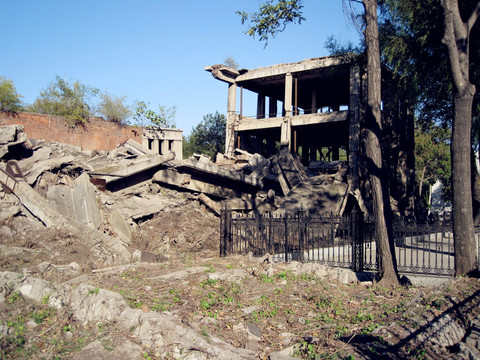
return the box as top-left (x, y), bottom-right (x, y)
top-left (29, 76), bottom-right (99, 127)
top-left (183, 111), bottom-right (226, 158)
top-left (0, 76), bottom-right (23, 112)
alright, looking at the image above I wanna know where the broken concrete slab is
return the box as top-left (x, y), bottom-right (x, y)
top-left (0, 193), bottom-right (21, 221)
top-left (179, 158), bottom-right (262, 188)
top-left (46, 173), bottom-right (102, 229)
top-left (153, 168), bottom-right (254, 200)
top-left (122, 138), bottom-right (153, 156)
top-left (20, 155), bottom-right (76, 185)
top-left (109, 210), bottom-right (132, 243)
top-left (198, 193), bottom-right (221, 216)
top-left (278, 177), bottom-right (349, 216)
top-left (277, 147), bottom-right (308, 189)
top-left (0, 125), bottom-right (25, 144)
top-left (104, 191), bottom-right (186, 225)
top-left (90, 152), bottom-right (174, 181)
top-left (89, 152), bottom-right (175, 191)
top-left (192, 152), bottom-right (212, 164)
top-left (0, 165), bottom-right (131, 265)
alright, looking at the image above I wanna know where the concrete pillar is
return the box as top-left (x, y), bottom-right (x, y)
top-left (172, 140), bottom-right (183, 159)
top-left (257, 94), bottom-right (266, 119)
top-left (269, 97), bottom-right (277, 118)
top-left (152, 138), bottom-right (160, 155)
top-left (280, 117), bottom-right (291, 149)
top-left (161, 139), bottom-right (169, 155)
top-left (142, 137), bottom-right (149, 150)
top-left (284, 73), bottom-right (293, 117)
top-left (225, 83), bottom-right (237, 156)
top-left (311, 88), bottom-right (317, 114)
top-left (281, 73), bottom-right (293, 149)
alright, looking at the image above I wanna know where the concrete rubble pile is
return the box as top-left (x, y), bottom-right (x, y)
top-left (0, 125), bottom-right (360, 263)
top-left (0, 126), bottom-right (359, 252)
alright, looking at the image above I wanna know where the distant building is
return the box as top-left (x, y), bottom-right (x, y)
top-left (142, 128), bottom-right (183, 160)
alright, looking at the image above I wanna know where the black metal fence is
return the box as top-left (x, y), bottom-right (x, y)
top-left (220, 209), bottom-right (458, 276)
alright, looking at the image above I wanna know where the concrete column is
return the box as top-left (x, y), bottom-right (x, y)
top-left (311, 88), bottom-right (317, 114)
top-left (225, 83), bottom-right (237, 156)
top-left (142, 137), bottom-right (149, 150)
top-left (284, 73), bottom-right (293, 117)
top-left (269, 97), bottom-right (277, 118)
top-left (281, 73), bottom-right (293, 149)
top-left (173, 140), bottom-right (183, 159)
top-left (256, 94), bottom-right (266, 119)
top-left (280, 117), bottom-right (291, 148)
top-left (152, 138), bottom-right (160, 155)
top-left (161, 139), bottom-right (169, 155)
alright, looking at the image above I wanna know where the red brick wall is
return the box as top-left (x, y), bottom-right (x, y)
top-left (0, 111), bottom-right (142, 151)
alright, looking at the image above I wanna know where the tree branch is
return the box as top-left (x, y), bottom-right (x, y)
top-left (467, 1), bottom-right (480, 33)
top-left (441, 0), bottom-right (467, 88)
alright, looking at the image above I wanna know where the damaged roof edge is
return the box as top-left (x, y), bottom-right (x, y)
top-left (205, 53), bottom-right (359, 84)
top-left (204, 64), bottom-right (241, 84)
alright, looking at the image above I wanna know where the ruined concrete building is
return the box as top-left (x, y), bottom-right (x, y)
top-left (142, 128), bottom-right (183, 159)
top-left (206, 54), bottom-right (416, 217)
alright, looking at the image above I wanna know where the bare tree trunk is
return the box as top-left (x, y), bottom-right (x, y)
top-left (441, 0), bottom-right (479, 275)
top-left (419, 166), bottom-right (426, 197)
top-left (363, 0), bottom-right (399, 285)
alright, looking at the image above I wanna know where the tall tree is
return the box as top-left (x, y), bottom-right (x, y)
top-left (184, 112), bottom-right (226, 159)
top-left (239, 0), bottom-right (399, 284)
top-left (0, 76), bottom-right (23, 112)
top-left (441, 0), bottom-right (480, 275)
top-left (30, 76), bottom-right (98, 126)
top-left (361, 0), bottom-right (399, 284)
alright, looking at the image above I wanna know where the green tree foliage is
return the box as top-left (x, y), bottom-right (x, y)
top-left (325, 35), bottom-right (364, 56)
top-left (0, 76), bottom-right (23, 111)
top-left (30, 76), bottom-right (99, 126)
top-left (132, 101), bottom-right (176, 129)
top-left (379, 0), bottom-right (453, 129)
top-left (237, 0), bottom-right (305, 46)
top-left (184, 112), bottom-right (226, 159)
top-left (97, 92), bottom-right (132, 124)
top-left (380, 0), bottom-right (480, 274)
top-left (415, 126), bottom-right (452, 202)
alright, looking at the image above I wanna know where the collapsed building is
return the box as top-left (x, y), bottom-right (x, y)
top-left (0, 54), bottom-right (417, 270)
top-left (205, 54), bottom-right (416, 218)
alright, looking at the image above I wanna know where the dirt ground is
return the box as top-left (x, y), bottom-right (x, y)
top-left (1, 188), bottom-right (480, 359)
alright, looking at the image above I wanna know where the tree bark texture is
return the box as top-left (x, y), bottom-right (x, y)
top-left (441, 0), bottom-right (479, 275)
top-left (362, 0), bottom-right (399, 285)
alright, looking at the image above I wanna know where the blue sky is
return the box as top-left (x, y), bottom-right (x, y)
top-left (1, 1), bottom-right (361, 136)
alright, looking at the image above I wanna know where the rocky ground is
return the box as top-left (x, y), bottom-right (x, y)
top-left (2, 186), bottom-right (480, 359)
top-left (1, 129), bottom-right (480, 359)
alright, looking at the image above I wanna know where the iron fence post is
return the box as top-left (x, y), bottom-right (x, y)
top-left (220, 202), bottom-right (226, 257)
top-left (352, 206), bottom-right (364, 272)
top-left (285, 212), bottom-right (289, 262)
